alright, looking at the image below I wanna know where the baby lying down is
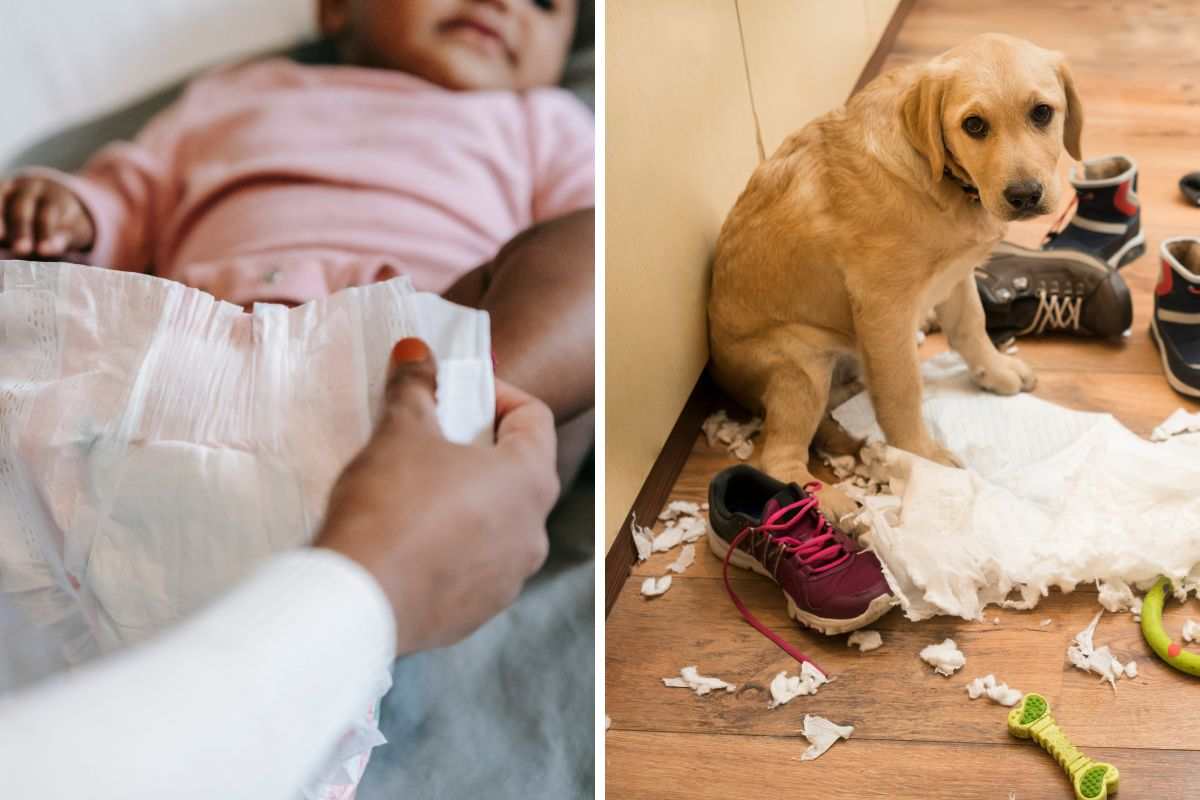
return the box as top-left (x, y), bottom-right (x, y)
top-left (0, 0), bottom-right (595, 465)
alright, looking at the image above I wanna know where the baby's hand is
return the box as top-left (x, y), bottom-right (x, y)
top-left (0, 176), bottom-right (95, 258)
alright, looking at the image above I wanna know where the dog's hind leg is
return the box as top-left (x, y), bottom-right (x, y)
top-left (813, 355), bottom-right (866, 457)
top-left (759, 354), bottom-right (860, 525)
top-left (814, 416), bottom-right (863, 457)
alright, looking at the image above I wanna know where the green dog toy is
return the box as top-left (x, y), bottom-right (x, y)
top-left (1008, 693), bottom-right (1119, 800)
top-left (1140, 576), bottom-right (1200, 677)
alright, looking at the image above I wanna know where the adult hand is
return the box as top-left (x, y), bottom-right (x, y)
top-left (314, 337), bottom-right (559, 655)
top-left (0, 176), bottom-right (95, 258)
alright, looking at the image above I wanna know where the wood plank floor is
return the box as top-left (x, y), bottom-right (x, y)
top-left (605, 2), bottom-right (1200, 798)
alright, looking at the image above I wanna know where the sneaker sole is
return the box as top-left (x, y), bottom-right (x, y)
top-left (994, 240), bottom-right (1111, 275)
top-left (1150, 318), bottom-right (1200, 398)
top-left (1109, 230), bottom-right (1146, 269)
top-left (707, 528), bottom-right (895, 636)
top-left (1029, 231), bottom-right (1146, 270)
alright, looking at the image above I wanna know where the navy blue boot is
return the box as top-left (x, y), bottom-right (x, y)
top-left (1151, 238), bottom-right (1200, 398)
top-left (1042, 155), bottom-right (1145, 269)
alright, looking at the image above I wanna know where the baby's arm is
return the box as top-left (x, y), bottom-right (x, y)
top-left (445, 207), bottom-right (594, 425)
top-left (443, 207), bottom-right (594, 490)
top-left (0, 92), bottom-right (189, 270)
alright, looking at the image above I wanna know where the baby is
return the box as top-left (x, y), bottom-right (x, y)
top-left (0, 0), bottom-right (595, 476)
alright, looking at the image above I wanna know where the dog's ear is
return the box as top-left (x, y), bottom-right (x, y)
top-left (901, 69), bottom-right (948, 184)
top-left (1055, 56), bottom-right (1084, 161)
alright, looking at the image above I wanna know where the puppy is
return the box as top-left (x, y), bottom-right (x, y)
top-left (708, 33), bottom-right (1082, 521)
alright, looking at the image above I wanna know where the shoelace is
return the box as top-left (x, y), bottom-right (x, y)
top-left (1026, 288), bottom-right (1083, 334)
top-left (721, 483), bottom-right (850, 669)
top-left (1040, 193), bottom-right (1079, 246)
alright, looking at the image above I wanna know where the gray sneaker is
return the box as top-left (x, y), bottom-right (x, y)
top-left (975, 241), bottom-right (1133, 344)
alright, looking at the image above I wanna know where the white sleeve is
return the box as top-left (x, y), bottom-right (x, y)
top-left (0, 549), bottom-right (396, 800)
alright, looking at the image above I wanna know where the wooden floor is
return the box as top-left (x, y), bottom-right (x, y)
top-left (605, 2), bottom-right (1200, 798)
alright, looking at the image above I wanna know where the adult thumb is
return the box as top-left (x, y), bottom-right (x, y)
top-left (384, 337), bottom-right (439, 427)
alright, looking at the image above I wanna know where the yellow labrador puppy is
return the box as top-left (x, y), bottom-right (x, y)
top-left (708, 34), bottom-right (1082, 521)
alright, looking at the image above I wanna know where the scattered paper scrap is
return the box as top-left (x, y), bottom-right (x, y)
top-left (630, 513), bottom-right (652, 562)
top-left (703, 410), bottom-right (763, 460)
top-left (640, 575), bottom-right (672, 598)
top-left (847, 630), bottom-right (883, 652)
top-left (662, 666), bottom-right (736, 696)
top-left (1040, 619), bottom-right (1052, 627)
top-left (667, 544), bottom-right (696, 575)
top-left (1097, 579), bottom-right (1138, 613)
top-left (635, 501), bottom-right (708, 567)
top-left (965, 674), bottom-right (1023, 707)
top-left (1151, 408), bottom-right (1200, 442)
top-left (992, 617), bottom-right (1001, 625)
top-left (652, 503), bottom-right (707, 553)
top-left (799, 715), bottom-right (854, 761)
top-left (920, 639), bottom-right (966, 676)
top-left (659, 500), bottom-right (701, 521)
top-left (767, 662), bottom-right (829, 708)
top-left (1124, 661), bottom-right (1138, 678)
top-left (1183, 619), bottom-right (1200, 644)
top-left (1067, 611), bottom-right (1131, 689)
top-left (652, 526), bottom-right (683, 553)
top-left (672, 515), bottom-right (707, 543)
top-left (825, 441), bottom-right (907, 529)
top-left (605, 715), bottom-right (611, 731)
top-left (1172, 578), bottom-right (1200, 604)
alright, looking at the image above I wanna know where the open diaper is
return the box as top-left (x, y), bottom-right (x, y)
top-left (833, 352), bottom-right (1200, 622)
top-left (0, 260), bottom-right (495, 799)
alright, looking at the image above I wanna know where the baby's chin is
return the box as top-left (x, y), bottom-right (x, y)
top-left (409, 46), bottom-right (520, 91)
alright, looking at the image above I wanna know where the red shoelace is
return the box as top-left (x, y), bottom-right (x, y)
top-left (721, 482), bottom-right (849, 670)
top-left (1041, 193), bottom-right (1079, 246)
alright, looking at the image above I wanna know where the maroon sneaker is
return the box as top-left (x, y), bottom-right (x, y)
top-left (707, 465), bottom-right (894, 662)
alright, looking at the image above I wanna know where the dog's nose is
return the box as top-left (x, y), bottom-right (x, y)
top-left (1004, 181), bottom-right (1044, 212)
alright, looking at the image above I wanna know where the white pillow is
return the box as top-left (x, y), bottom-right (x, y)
top-left (0, 0), bottom-right (315, 164)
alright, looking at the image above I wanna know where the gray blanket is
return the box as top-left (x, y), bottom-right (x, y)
top-left (359, 473), bottom-right (595, 799)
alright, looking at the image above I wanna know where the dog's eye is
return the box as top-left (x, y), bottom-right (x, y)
top-left (532, 0), bottom-right (555, 10)
top-left (962, 116), bottom-right (988, 138)
top-left (1030, 104), bottom-right (1054, 126)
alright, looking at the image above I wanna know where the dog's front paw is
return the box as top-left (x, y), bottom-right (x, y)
top-left (970, 354), bottom-right (1036, 396)
top-left (814, 484), bottom-right (861, 526)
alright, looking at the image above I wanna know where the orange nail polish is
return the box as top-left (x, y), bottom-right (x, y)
top-left (391, 337), bottom-right (429, 365)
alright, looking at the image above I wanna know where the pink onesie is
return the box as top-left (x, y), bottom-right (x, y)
top-left (30, 58), bottom-right (594, 305)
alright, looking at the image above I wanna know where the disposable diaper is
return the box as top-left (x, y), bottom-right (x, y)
top-left (0, 260), bottom-right (495, 798)
top-left (833, 352), bottom-right (1200, 622)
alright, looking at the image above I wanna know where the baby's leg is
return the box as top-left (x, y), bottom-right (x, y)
top-left (444, 208), bottom-right (595, 487)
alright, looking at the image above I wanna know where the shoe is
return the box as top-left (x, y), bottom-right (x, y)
top-left (707, 465), bottom-right (894, 664)
top-left (1042, 154), bottom-right (1146, 268)
top-left (1151, 237), bottom-right (1200, 398)
top-left (975, 241), bottom-right (1133, 344)
top-left (1181, 172), bottom-right (1200, 207)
